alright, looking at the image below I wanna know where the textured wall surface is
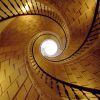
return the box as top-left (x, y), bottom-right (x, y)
top-left (34, 38), bottom-right (100, 89)
top-left (0, 0), bottom-right (99, 100)
top-left (0, 15), bottom-right (65, 100)
top-left (37, 0), bottom-right (97, 58)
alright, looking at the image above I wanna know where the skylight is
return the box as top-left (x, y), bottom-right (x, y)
top-left (41, 39), bottom-right (58, 57)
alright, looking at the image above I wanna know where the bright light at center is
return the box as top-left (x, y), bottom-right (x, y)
top-left (41, 39), bottom-right (58, 56)
top-left (25, 4), bottom-right (29, 11)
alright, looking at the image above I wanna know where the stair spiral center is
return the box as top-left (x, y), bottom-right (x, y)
top-left (40, 39), bottom-right (58, 57)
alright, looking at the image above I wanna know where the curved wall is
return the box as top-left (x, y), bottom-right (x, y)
top-left (37, 0), bottom-right (97, 59)
top-left (0, 0), bottom-right (99, 100)
top-left (0, 15), bottom-right (66, 100)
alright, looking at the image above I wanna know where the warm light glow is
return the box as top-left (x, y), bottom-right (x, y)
top-left (41, 39), bottom-right (58, 57)
top-left (25, 4), bottom-right (29, 11)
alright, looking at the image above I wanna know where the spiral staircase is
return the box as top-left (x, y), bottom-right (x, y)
top-left (0, 0), bottom-right (100, 100)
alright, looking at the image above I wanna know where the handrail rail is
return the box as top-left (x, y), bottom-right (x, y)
top-left (27, 36), bottom-right (100, 99)
top-left (30, 0), bottom-right (100, 64)
top-left (0, 0), bottom-right (68, 56)
top-left (0, 0), bottom-right (68, 44)
top-left (31, 44), bottom-right (100, 94)
top-left (0, 0), bottom-right (99, 62)
top-left (27, 0), bottom-right (100, 98)
top-left (0, 0), bottom-right (99, 99)
top-left (45, 0), bottom-right (100, 62)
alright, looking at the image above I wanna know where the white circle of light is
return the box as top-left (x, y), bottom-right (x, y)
top-left (41, 39), bottom-right (58, 57)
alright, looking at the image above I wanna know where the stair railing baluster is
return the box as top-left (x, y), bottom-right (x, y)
top-left (41, 73), bottom-right (43, 79)
top-left (7, 0), bottom-right (19, 14)
top-left (45, 75), bottom-right (47, 84)
top-left (70, 87), bottom-right (80, 100)
top-left (91, 92), bottom-right (100, 99)
top-left (25, 0), bottom-right (32, 14)
top-left (63, 85), bottom-right (71, 100)
top-left (20, 0), bottom-right (29, 14)
top-left (39, 2), bottom-right (42, 14)
top-left (1, 0), bottom-right (14, 15)
top-left (15, 0), bottom-right (25, 14)
top-left (30, 0), bottom-right (36, 14)
top-left (35, 1), bottom-right (39, 14)
top-left (79, 90), bottom-right (89, 100)
top-left (50, 78), bottom-right (53, 88)
top-left (56, 82), bottom-right (61, 96)
top-left (0, 5), bottom-right (10, 17)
